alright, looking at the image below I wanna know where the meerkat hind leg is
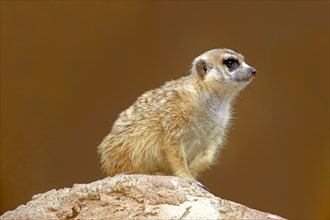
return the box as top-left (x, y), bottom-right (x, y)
top-left (163, 145), bottom-right (209, 191)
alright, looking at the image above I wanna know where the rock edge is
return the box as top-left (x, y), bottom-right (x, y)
top-left (1, 174), bottom-right (285, 219)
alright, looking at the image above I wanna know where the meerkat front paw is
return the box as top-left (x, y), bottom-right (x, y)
top-left (187, 179), bottom-right (209, 191)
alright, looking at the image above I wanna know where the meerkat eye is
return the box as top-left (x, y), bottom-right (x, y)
top-left (223, 58), bottom-right (239, 70)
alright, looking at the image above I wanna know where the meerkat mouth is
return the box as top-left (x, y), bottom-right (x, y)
top-left (232, 77), bottom-right (251, 83)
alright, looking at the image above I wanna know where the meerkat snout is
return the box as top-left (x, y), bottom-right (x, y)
top-left (249, 67), bottom-right (257, 75)
top-left (97, 48), bottom-right (256, 191)
top-left (231, 62), bottom-right (257, 83)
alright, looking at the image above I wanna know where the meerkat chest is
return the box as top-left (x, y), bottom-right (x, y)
top-left (184, 98), bottom-right (232, 155)
top-left (207, 98), bottom-right (231, 128)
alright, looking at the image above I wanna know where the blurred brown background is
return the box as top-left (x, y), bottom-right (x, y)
top-left (1, 1), bottom-right (329, 219)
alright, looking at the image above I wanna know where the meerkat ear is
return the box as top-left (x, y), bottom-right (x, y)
top-left (195, 59), bottom-right (208, 77)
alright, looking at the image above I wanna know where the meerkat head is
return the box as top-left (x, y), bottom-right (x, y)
top-left (191, 48), bottom-right (256, 91)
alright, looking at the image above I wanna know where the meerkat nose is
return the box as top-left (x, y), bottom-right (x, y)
top-left (249, 67), bottom-right (257, 76)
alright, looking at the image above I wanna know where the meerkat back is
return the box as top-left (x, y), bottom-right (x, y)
top-left (97, 48), bottom-right (256, 190)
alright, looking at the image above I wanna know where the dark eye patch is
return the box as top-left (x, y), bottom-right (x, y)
top-left (223, 58), bottom-right (239, 71)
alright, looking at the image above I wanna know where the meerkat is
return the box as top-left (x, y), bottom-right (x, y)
top-left (97, 48), bottom-right (256, 190)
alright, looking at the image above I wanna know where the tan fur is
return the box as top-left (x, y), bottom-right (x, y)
top-left (97, 48), bottom-right (256, 183)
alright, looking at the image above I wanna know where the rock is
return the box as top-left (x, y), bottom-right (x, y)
top-left (1, 174), bottom-right (285, 219)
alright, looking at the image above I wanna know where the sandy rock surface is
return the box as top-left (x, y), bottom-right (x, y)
top-left (1, 174), bottom-right (285, 219)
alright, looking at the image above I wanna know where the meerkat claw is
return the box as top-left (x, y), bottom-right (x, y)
top-left (188, 179), bottom-right (209, 191)
top-left (196, 181), bottom-right (209, 191)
